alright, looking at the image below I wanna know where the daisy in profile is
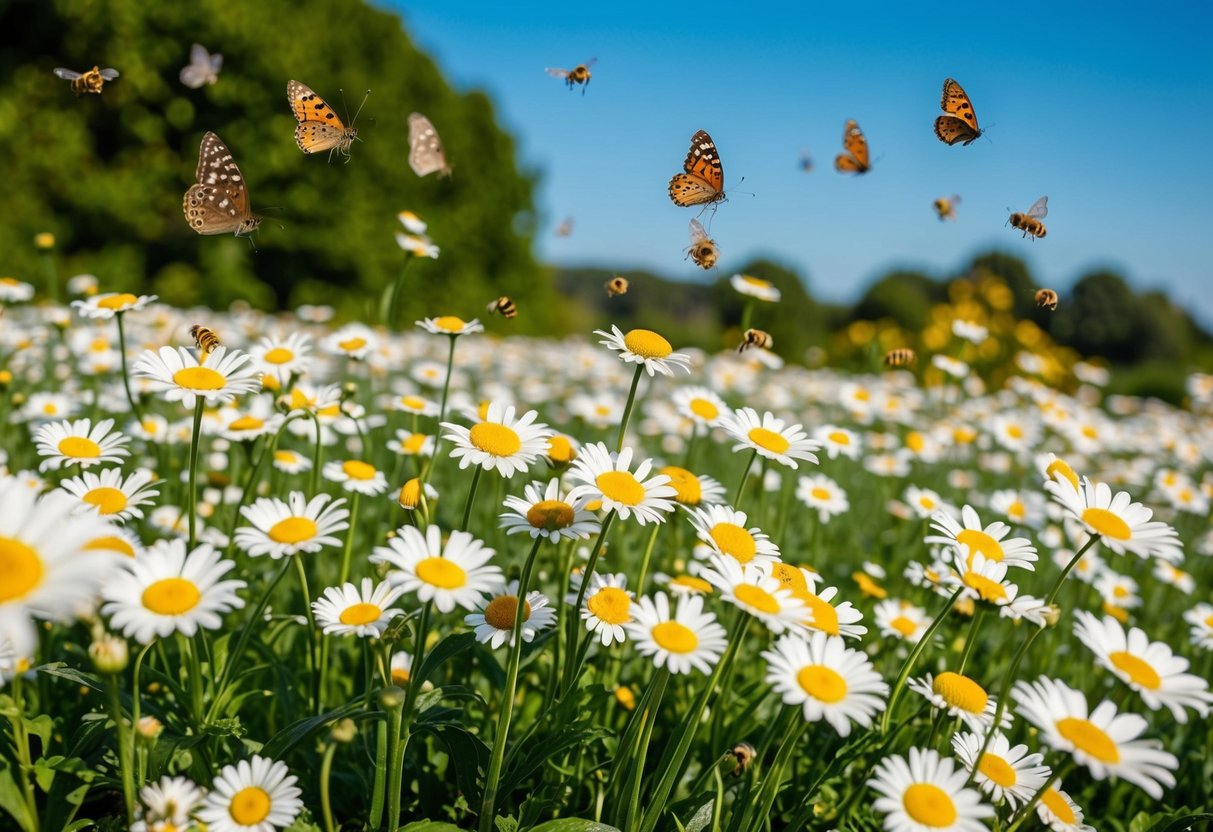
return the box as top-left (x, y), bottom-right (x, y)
top-left (197, 756), bottom-right (302, 832)
top-left (761, 631), bottom-right (887, 736)
top-left (908, 671), bottom-right (1010, 732)
top-left (58, 467), bottom-right (160, 522)
top-left (1184, 603), bottom-right (1213, 650)
top-left (730, 273), bottom-right (781, 302)
top-left (0, 276), bottom-right (35, 302)
top-left (926, 505), bottom-right (1038, 570)
top-left (946, 551), bottom-right (1021, 608)
top-left (132, 345), bottom-right (260, 408)
top-left (391, 392), bottom-right (440, 417)
top-left (417, 315), bottom-right (484, 337)
top-left (672, 386), bottom-right (727, 427)
top-left (686, 504), bottom-right (780, 567)
top-left (1045, 476), bottom-right (1183, 563)
top-left (101, 540), bottom-right (246, 644)
top-left (271, 448), bottom-right (312, 475)
top-left (313, 579), bottom-right (404, 638)
top-left (796, 473), bottom-right (849, 522)
top-left (719, 407), bottom-right (820, 469)
top-left (465, 581), bottom-right (556, 649)
top-left (322, 459), bottom-right (389, 496)
top-left (499, 479), bottom-right (599, 542)
top-left (1035, 783), bottom-right (1096, 832)
top-left (1072, 611), bottom-right (1212, 722)
top-left (132, 775), bottom-right (205, 832)
top-left (595, 325), bottom-right (692, 376)
top-left (867, 748), bottom-right (993, 832)
top-left (570, 572), bottom-right (633, 646)
top-left (1012, 676), bottom-right (1179, 798)
top-left (566, 443), bottom-right (676, 525)
top-left (814, 425), bottom-right (861, 460)
top-left (34, 417), bottom-right (130, 471)
top-left (235, 493), bottom-right (349, 559)
top-left (386, 429), bottom-right (434, 458)
top-left (371, 525), bottom-right (503, 614)
top-left (71, 291), bottom-right (157, 319)
top-left (874, 599), bottom-right (930, 643)
top-left (248, 332), bottom-right (312, 387)
top-left (626, 592), bottom-right (727, 675)
top-left (658, 466), bottom-right (726, 508)
top-left (699, 554), bottom-right (805, 633)
top-left (950, 731), bottom-right (1050, 809)
top-left (1036, 452), bottom-right (1081, 489)
top-left (441, 403), bottom-right (552, 478)
top-left (1153, 560), bottom-right (1195, 594)
top-left (321, 323), bottom-right (377, 361)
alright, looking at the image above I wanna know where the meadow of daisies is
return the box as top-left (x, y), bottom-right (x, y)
top-left (1, 260), bottom-right (1212, 832)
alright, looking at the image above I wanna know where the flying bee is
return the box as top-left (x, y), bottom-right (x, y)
top-left (54, 66), bottom-right (119, 95)
top-left (486, 296), bottom-right (517, 318)
top-left (1008, 196), bottom-right (1048, 240)
top-left (189, 325), bottom-right (220, 358)
top-left (738, 328), bottom-right (773, 353)
top-left (1035, 288), bottom-right (1059, 311)
top-left (555, 217), bottom-right (574, 237)
top-left (729, 742), bottom-right (757, 777)
top-left (545, 58), bottom-right (597, 94)
top-left (685, 218), bottom-right (719, 270)
top-left (605, 276), bottom-right (629, 297)
top-left (884, 348), bottom-right (916, 367)
top-left (798, 147), bottom-right (814, 173)
top-left (933, 195), bottom-right (960, 221)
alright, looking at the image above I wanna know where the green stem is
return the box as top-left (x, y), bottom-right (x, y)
top-left (114, 312), bottom-right (143, 422)
top-left (40, 250), bottom-right (59, 306)
top-left (294, 555), bottom-right (322, 714)
top-left (420, 335), bottom-right (458, 488)
top-left (616, 365), bottom-right (645, 453)
top-left (180, 633), bottom-right (204, 726)
top-left (339, 491), bottom-right (361, 584)
top-left (738, 298), bottom-right (755, 335)
top-left (624, 667), bottom-right (671, 831)
top-left (9, 677), bottom-right (42, 832)
top-left (186, 398), bottom-right (205, 549)
top-left (634, 522), bottom-right (661, 597)
top-left (308, 410), bottom-right (323, 496)
top-left (105, 676), bottom-right (136, 826)
top-left (561, 510), bottom-right (617, 696)
top-left (956, 607), bottom-right (984, 677)
top-left (369, 719), bottom-right (389, 829)
top-left (748, 711), bottom-right (809, 829)
top-left (732, 448), bottom-right (759, 507)
top-left (460, 466), bottom-right (484, 531)
top-left (319, 741), bottom-right (338, 832)
top-left (384, 690), bottom-right (407, 832)
top-left (879, 586), bottom-right (964, 734)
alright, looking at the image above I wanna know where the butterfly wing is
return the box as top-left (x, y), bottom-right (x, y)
top-left (835, 120), bottom-right (870, 173)
top-left (53, 68), bottom-right (82, 80)
top-left (184, 132), bottom-right (258, 236)
top-left (1027, 196), bottom-right (1048, 219)
top-left (287, 80), bottom-right (349, 153)
top-left (668, 130), bottom-right (724, 206)
top-left (935, 78), bottom-right (980, 145)
top-left (407, 112), bottom-right (450, 177)
top-left (934, 116), bottom-right (979, 146)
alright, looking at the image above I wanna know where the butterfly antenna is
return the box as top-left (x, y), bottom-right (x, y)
top-left (351, 89), bottom-right (371, 125)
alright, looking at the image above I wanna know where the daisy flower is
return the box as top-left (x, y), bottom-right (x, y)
top-left (595, 325), bottom-right (692, 376)
top-left (671, 386), bottom-right (727, 426)
top-left (499, 479), bottom-right (599, 542)
top-left (1072, 610), bottom-right (1212, 722)
top-left (904, 486), bottom-right (949, 519)
top-left (625, 592), bottom-right (727, 675)
top-left (699, 554), bottom-right (805, 634)
top-left (386, 429), bottom-right (434, 458)
top-left (217, 400), bottom-right (284, 443)
top-left (659, 466), bottom-right (726, 508)
top-left (795, 585), bottom-right (868, 639)
top-left (1152, 560), bottom-right (1194, 594)
top-left (0, 276), bottom-right (35, 302)
top-left (1095, 570), bottom-right (1140, 610)
top-left (1037, 452), bottom-right (1081, 490)
top-left (133, 775), bottom-right (205, 831)
top-left (271, 448), bottom-right (312, 475)
top-left (686, 504), bottom-right (780, 567)
top-left (197, 756), bottom-right (302, 832)
top-left (464, 581), bottom-right (556, 649)
top-left (1035, 784), bottom-right (1096, 832)
top-left (397, 233), bottom-right (439, 258)
top-left (719, 407), bottom-right (820, 469)
top-left (874, 599), bottom-right (930, 643)
top-left (391, 392), bottom-right (440, 417)
top-left (1011, 676), bottom-right (1179, 798)
top-left (132, 346), bottom-right (261, 408)
top-left (945, 551), bottom-right (1021, 608)
top-left (71, 292), bottom-right (157, 319)
top-left (796, 473), bottom-right (849, 521)
top-left (566, 443), bottom-right (676, 525)
top-left (950, 732), bottom-right (1050, 809)
top-left (417, 316), bottom-right (483, 336)
top-left (908, 671), bottom-right (1011, 732)
top-left (389, 650), bottom-right (415, 686)
top-left (571, 572), bottom-right (633, 646)
top-left (322, 459), bottom-right (389, 496)
top-left (397, 210), bottom-right (427, 234)
top-left (730, 273), bottom-right (781, 302)
top-left (925, 505), bottom-right (1038, 570)
top-left (761, 631), bottom-right (887, 736)
top-left (1046, 477), bottom-right (1183, 563)
top-left (867, 748), bottom-right (994, 832)
top-left (101, 540), bottom-right (246, 644)
top-left (814, 425), bottom-right (861, 460)
top-left (321, 323), bottom-right (377, 361)
top-left (313, 579), bottom-right (404, 638)
top-left (1184, 603), bottom-right (1213, 650)
top-left (58, 467), bottom-right (159, 521)
top-left (235, 493), bottom-right (349, 559)
top-left (441, 402), bottom-right (553, 478)
top-left (33, 417), bottom-right (130, 471)
top-left (249, 332), bottom-right (312, 386)
top-left (371, 525), bottom-right (503, 614)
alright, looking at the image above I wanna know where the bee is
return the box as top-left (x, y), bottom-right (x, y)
top-left (729, 742), bottom-right (757, 777)
top-left (189, 325), bottom-right (220, 359)
top-left (1009, 196), bottom-right (1048, 240)
top-left (486, 296), bottom-right (517, 318)
top-left (738, 328), bottom-right (773, 353)
top-left (545, 58), bottom-right (597, 94)
top-left (1035, 288), bottom-right (1059, 311)
top-left (884, 348), bottom-right (916, 367)
top-left (798, 147), bottom-right (814, 173)
top-left (685, 218), bottom-right (719, 270)
top-left (54, 66), bottom-right (119, 96)
top-left (605, 276), bottom-right (629, 298)
top-left (555, 217), bottom-right (574, 238)
top-left (933, 195), bottom-right (960, 221)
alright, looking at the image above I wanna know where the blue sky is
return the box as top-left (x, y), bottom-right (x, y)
top-left (382, 1), bottom-right (1213, 323)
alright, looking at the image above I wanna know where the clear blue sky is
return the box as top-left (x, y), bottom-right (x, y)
top-left (380, 0), bottom-right (1213, 323)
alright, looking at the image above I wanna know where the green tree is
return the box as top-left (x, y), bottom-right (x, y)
top-left (851, 269), bottom-right (941, 331)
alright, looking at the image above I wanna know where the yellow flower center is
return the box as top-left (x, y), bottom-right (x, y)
top-left (547, 435), bottom-right (575, 463)
top-left (141, 577), bottom-right (201, 615)
top-left (809, 487), bottom-right (831, 501)
top-left (890, 616), bottom-right (918, 637)
top-left (902, 783), bottom-right (957, 827)
top-left (274, 450), bottom-right (299, 465)
top-left (1008, 500), bottom-right (1026, 520)
top-left (670, 576), bottom-right (711, 594)
top-left (796, 664), bottom-right (848, 703)
top-left (339, 602), bottom-right (382, 626)
top-left (622, 329), bottom-right (673, 359)
top-left (85, 535), bottom-right (135, 557)
top-left (689, 398), bottom-right (719, 420)
top-left (660, 466), bottom-right (702, 505)
top-left (0, 537), bottom-right (44, 602)
top-left (932, 672), bottom-right (988, 713)
top-left (596, 471), bottom-right (645, 506)
top-left (709, 522), bottom-right (757, 563)
top-left (978, 753), bottom-right (1018, 788)
top-left (98, 293), bottom-right (138, 310)
top-left (391, 667), bottom-right (411, 685)
top-left (338, 337), bottom-right (367, 352)
top-left (229, 415), bottom-right (264, 432)
top-left (434, 316), bottom-right (466, 333)
top-left (469, 423), bottom-right (522, 457)
top-left (852, 572), bottom-right (887, 600)
top-left (1040, 789), bottom-right (1077, 825)
top-left (1056, 717), bottom-right (1120, 763)
top-left (651, 621), bottom-right (698, 653)
top-left (906, 432), bottom-right (926, 453)
top-left (1007, 424), bottom-right (1024, 439)
top-left (89, 337), bottom-right (109, 353)
top-left (401, 433), bottom-right (428, 454)
top-left (229, 786), bottom-right (271, 826)
top-left (400, 395), bottom-right (427, 411)
top-left (1046, 459), bottom-right (1080, 489)
top-left (747, 427), bottom-right (790, 455)
top-left (173, 366), bottom-right (226, 390)
top-left (587, 587), bottom-right (631, 624)
top-left (415, 557), bottom-right (467, 589)
top-left (801, 592), bottom-right (840, 635)
top-left (1081, 507), bottom-right (1131, 540)
top-left (58, 436), bottom-right (102, 459)
top-left (733, 583), bottom-right (781, 614)
top-left (263, 347), bottom-right (294, 364)
top-left (962, 571), bottom-right (1007, 602)
top-left (83, 486), bottom-right (127, 514)
top-left (956, 528), bottom-right (1004, 563)
top-left (526, 500), bottom-right (575, 531)
top-left (769, 562), bottom-right (808, 594)
top-left (269, 517), bottom-right (318, 544)
top-left (342, 460), bottom-right (377, 480)
top-left (742, 276), bottom-right (773, 289)
top-left (1109, 651), bottom-right (1161, 690)
top-left (43, 403), bottom-right (58, 415)
top-left (484, 595), bottom-right (531, 630)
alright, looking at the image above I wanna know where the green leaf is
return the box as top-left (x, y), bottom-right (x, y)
top-left (34, 663), bottom-right (106, 694)
top-left (681, 799), bottom-right (715, 832)
top-left (260, 698), bottom-right (365, 759)
top-left (1149, 814), bottom-right (1213, 832)
top-left (415, 723), bottom-right (488, 806)
top-left (495, 817), bottom-right (519, 832)
top-left (0, 760), bottom-right (36, 832)
top-left (529, 821), bottom-right (622, 832)
top-left (416, 631), bottom-right (476, 685)
top-left (401, 822), bottom-right (466, 832)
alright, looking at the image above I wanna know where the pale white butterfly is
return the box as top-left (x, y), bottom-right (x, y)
top-left (407, 113), bottom-right (452, 178)
top-left (180, 44), bottom-right (222, 89)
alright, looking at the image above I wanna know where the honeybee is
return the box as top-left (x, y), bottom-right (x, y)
top-left (798, 147), bottom-right (813, 173)
top-left (738, 328), bottom-right (773, 353)
top-left (605, 276), bottom-right (629, 297)
top-left (54, 66), bottom-right (119, 95)
top-left (933, 195), bottom-right (960, 221)
top-left (189, 325), bottom-right (220, 358)
top-left (1009, 196), bottom-right (1048, 240)
top-left (729, 742), bottom-right (756, 777)
top-left (1035, 288), bottom-right (1059, 311)
top-left (486, 296), bottom-right (517, 318)
top-left (555, 217), bottom-right (574, 238)
top-left (545, 58), bottom-right (597, 94)
top-left (685, 218), bottom-right (719, 270)
top-left (884, 348), bottom-right (916, 367)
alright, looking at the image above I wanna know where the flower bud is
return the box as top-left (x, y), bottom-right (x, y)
top-left (89, 634), bottom-right (129, 675)
top-left (330, 718), bottom-right (358, 743)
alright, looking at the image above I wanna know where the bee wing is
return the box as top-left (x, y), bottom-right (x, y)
top-left (582, 58), bottom-right (598, 68)
top-left (99, 68), bottom-right (119, 80)
top-left (53, 68), bottom-right (82, 80)
top-left (1027, 196), bottom-right (1048, 219)
top-left (688, 218), bottom-right (709, 243)
top-left (545, 67), bottom-right (571, 79)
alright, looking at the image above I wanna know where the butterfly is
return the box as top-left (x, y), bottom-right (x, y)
top-left (54, 66), bottom-right (118, 96)
top-left (668, 130), bottom-right (725, 207)
top-left (180, 44), bottom-right (222, 89)
top-left (934, 78), bottom-right (983, 145)
top-left (287, 80), bottom-right (358, 159)
top-left (182, 132), bottom-right (261, 237)
top-left (834, 120), bottom-right (870, 174)
top-left (407, 112), bottom-right (452, 177)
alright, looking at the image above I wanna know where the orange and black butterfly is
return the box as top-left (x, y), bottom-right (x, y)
top-left (934, 78), bottom-right (983, 145)
top-left (287, 80), bottom-right (359, 160)
top-left (668, 130), bottom-right (725, 207)
top-left (834, 120), bottom-right (870, 174)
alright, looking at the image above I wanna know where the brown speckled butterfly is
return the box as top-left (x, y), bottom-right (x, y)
top-left (407, 113), bottom-right (452, 177)
top-left (668, 130), bottom-right (725, 207)
top-left (287, 80), bottom-right (358, 159)
top-left (935, 78), bottom-right (983, 145)
top-left (834, 120), bottom-right (870, 174)
top-left (182, 132), bottom-right (261, 237)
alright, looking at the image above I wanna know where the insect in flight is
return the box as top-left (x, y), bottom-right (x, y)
top-left (180, 44), bottom-right (222, 88)
top-left (605, 276), bottom-right (629, 297)
top-left (53, 66), bottom-right (119, 95)
top-left (884, 348), bottom-right (916, 367)
top-left (798, 147), bottom-right (814, 173)
top-left (738, 329), bottom-right (773, 353)
top-left (933, 195), bottom-right (961, 221)
top-left (1009, 196), bottom-right (1048, 240)
top-left (189, 325), bottom-right (221, 359)
top-left (183, 132), bottom-right (262, 237)
top-left (287, 80), bottom-right (361, 161)
top-left (934, 78), bottom-right (983, 146)
top-left (555, 217), bottom-right (574, 238)
top-left (729, 743), bottom-right (757, 777)
top-left (407, 112), bottom-right (452, 177)
top-left (685, 219), bottom-right (719, 270)
top-left (486, 296), bottom-right (517, 319)
top-left (1035, 288), bottom-right (1059, 311)
top-left (834, 120), bottom-right (870, 174)
top-left (545, 58), bottom-right (597, 94)
top-left (669, 130), bottom-right (726, 207)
